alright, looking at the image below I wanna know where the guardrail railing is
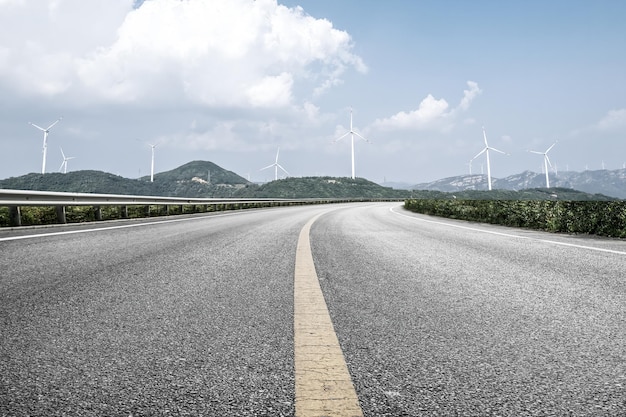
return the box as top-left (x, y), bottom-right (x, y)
top-left (0, 189), bottom-right (337, 227)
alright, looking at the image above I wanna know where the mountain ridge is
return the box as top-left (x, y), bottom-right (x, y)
top-left (0, 162), bottom-right (622, 200)
top-left (409, 169), bottom-right (626, 199)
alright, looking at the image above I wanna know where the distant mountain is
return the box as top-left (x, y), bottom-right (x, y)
top-left (380, 181), bottom-right (414, 190)
top-left (0, 161), bottom-right (250, 198)
top-left (233, 176), bottom-right (408, 199)
top-left (145, 160), bottom-right (248, 185)
top-left (411, 169), bottom-right (626, 199)
top-left (0, 163), bottom-right (405, 199)
top-left (0, 162), bottom-right (619, 201)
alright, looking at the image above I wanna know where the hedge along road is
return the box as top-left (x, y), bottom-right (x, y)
top-left (0, 202), bottom-right (625, 415)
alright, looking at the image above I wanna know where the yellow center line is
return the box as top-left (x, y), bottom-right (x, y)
top-left (294, 213), bottom-right (363, 417)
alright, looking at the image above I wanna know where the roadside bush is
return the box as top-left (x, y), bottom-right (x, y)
top-left (404, 199), bottom-right (626, 238)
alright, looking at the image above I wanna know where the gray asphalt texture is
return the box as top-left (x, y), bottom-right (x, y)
top-left (1, 203), bottom-right (626, 416)
top-left (312, 204), bottom-right (626, 416)
top-left (1, 207), bottom-right (325, 416)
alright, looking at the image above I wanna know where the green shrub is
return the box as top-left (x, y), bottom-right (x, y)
top-left (404, 199), bottom-right (626, 238)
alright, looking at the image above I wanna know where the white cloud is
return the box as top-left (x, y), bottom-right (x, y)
top-left (247, 72), bottom-right (294, 108)
top-left (372, 81), bottom-right (481, 132)
top-left (0, 0), bottom-right (132, 97)
top-left (0, 0), bottom-right (365, 109)
top-left (373, 95), bottom-right (450, 131)
top-left (597, 109), bottom-right (626, 131)
top-left (458, 81), bottom-right (482, 111)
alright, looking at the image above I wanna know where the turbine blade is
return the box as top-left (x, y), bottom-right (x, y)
top-left (277, 164), bottom-right (289, 175)
top-left (529, 150), bottom-right (543, 155)
top-left (490, 147), bottom-right (506, 155)
top-left (29, 122), bottom-right (46, 131)
top-left (333, 131), bottom-right (350, 142)
top-left (353, 131), bottom-right (370, 143)
top-left (60, 147), bottom-right (66, 159)
top-left (46, 117), bottom-right (62, 130)
top-left (260, 163), bottom-right (275, 171)
top-left (472, 148), bottom-right (486, 160)
top-left (545, 154), bottom-right (552, 167)
top-left (546, 142), bottom-right (557, 153)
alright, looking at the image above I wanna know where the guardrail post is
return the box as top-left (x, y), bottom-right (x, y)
top-left (120, 205), bottom-right (128, 219)
top-left (9, 206), bottom-right (21, 227)
top-left (94, 206), bottom-right (102, 221)
top-left (56, 205), bottom-right (67, 224)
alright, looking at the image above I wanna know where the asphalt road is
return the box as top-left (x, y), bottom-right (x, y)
top-left (1, 203), bottom-right (625, 416)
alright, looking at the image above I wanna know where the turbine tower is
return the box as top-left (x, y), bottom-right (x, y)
top-left (471, 126), bottom-right (506, 191)
top-left (333, 108), bottom-right (369, 179)
top-left (29, 117), bottom-right (62, 174)
top-left (260, 147), bottom-right (289, 181)
top-left (58, 147), bottom-right (75, 174)
top-left (149, 143), bottom-right (157, 182)
top-left (529, 142), bottom-right (557, 188)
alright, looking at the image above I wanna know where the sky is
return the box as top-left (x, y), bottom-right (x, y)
top-left (1, 0), bottom-right (625, 185)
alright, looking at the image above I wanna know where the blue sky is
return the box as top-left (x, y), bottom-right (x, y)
top-left (1, 0), bottom-right (625, 184)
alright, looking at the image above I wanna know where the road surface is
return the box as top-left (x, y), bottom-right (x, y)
top-left (1, 202), bottom-right (625, 416)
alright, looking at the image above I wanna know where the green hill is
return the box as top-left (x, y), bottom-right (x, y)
top-left (0, 161), bottom-right (249, 197)
top-left (0, 171), bottom-right (152, 195)
top-left (0, 161), bottom-right (616, 201)
top-left (233, 176), bottom-right (409, 199)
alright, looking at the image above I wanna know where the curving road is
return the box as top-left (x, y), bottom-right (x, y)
top-left (1, 203), bottom-right (625, 416)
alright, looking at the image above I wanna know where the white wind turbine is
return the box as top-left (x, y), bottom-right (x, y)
top-left (149, 143), bottom-right (157, 182)
top-left (529, 142), bottom-right (557, 188)
top-left (29, 117), bottom-right (62, 174)
top-left (471, 126), bottom-right (506, 191)
top-left (260, 147), bottom-right (289, 181)
top-left (58, 147), bottom-right (75, 174)
top-left (333, 108), bottom-right (370, 179)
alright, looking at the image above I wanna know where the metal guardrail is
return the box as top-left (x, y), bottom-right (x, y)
top-left (0, 189), bottom-right (300, 206)
top-left (0, 189), bottom-right (327, 227)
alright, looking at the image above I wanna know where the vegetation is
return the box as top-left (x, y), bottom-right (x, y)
top-left (1, 160), bottom-right (621, 230)
top-left (0, 161), bottom-right (250, 198)
top-left (405, 198), bottom-right (626, 238)
top-left (232, 177), bottom-right (408, 199)
top-left (406, 187), bottom-right (616, 201)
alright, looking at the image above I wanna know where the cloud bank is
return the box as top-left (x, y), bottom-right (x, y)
top-left (371, 81), bottom-right (481, 132)
top-left (0, 0), bottom-right (366, 109)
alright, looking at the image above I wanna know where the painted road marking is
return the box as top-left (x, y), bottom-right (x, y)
top-left (294, 214), bottom-right (363, 417)
top-left (0, 211), bottom-right (245, 242)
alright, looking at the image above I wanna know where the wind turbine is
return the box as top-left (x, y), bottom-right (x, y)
top-left (471, 126), bottom-right (506, 191)
top-left (29, 117), bottom-right (62, 174)
top-left (333, 108), bottom-right (369, 179)
top-left (529, 142), bottom-right (557, 188)
top-left (58, 147), bottom-right (75, 174)
top-left (149, 143), bottom-right (157, 182)
top-left (260, 147), bottom-right (289, 181)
